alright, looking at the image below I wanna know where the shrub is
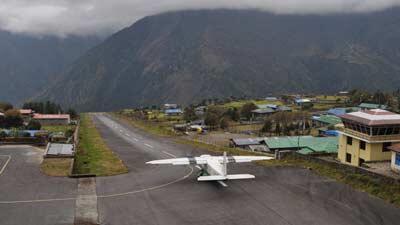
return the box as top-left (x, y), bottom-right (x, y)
top-left (0, 131), bottom-right (7, 138)
top-left (241, 103), bottom-right (257, 120)
top-left (65, 128), bottom-right (75, 138)
top-left (26, 120), bottom-right (42, 130)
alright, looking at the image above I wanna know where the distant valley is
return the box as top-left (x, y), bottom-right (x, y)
top-left (0, 31), bottom-right (101, 105)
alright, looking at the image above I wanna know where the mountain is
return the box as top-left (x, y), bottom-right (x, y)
top-left (39, 9), bottom-right (400, 111)
top-left (0, 31), bottom-right (101, 105)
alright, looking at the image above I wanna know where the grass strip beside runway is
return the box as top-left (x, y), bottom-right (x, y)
top-left (73, 114), bottom-right (128, 176)
top-left (41, 158), bottom-right (72, 177)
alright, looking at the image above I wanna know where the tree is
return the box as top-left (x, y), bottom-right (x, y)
top-left (220, 117), bottom-right (230, 130)
top-left (205, 112), bottom-right (220, 128)
top-left (183, 107), bottom-right (197, 122)
top-left (4, 109), bottom-right (23, 128)
top-left (26, 120), bottom-right (41, 130)
top-left (241, 103), bottom-right (257, 120)
top-left (283, 124), bottom-right (292, 136)
top-left (67, 108), bottom-right (78, 119)
top-left (23, 101), bottom-right (63, 114)
top-left (261, 119), bottom-right (273, 134)
top-left (225, 107), bottom-right (240, 121)
top-left (275, 122), bottom-right (281, 136)
top-left (0, 131), bottom-right (7, 138)
top-left (0, 102), bottom-right (13, 112)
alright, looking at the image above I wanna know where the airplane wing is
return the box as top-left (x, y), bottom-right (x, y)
top-left (217, 156), bottom-right (273, 163)
top-left (146, 157), bottom-right (208, 165)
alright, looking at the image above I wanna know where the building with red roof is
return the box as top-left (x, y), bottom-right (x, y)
top-left (33, 114), bottom-right (71, 126)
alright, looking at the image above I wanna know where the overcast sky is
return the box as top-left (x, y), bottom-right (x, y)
top-left (0, 0), bottom-right (399, 37)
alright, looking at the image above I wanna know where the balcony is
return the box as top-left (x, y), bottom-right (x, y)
top-left (343, 128), bottom-right (400, 143)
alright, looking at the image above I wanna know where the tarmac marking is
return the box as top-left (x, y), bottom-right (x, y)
top-left (162, 151), bottom-right (176, 158)
top-left (75, 178), bottom-right (99, 225)
top-left (0, 155), bottom-right (11, 176)
top-left (144, 143), bottom-right (154, 148)
top-left (0, 197), bottom-right (76, 204)
top-left (98, 166), bottom-right (194, 199)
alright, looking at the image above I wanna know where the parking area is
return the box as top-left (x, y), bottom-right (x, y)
top-left (0, 154), bottom-right (11, 175)
top-left (0, 145), bottom-right (77, 225)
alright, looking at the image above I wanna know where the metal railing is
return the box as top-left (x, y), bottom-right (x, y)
top-left (343, 128), bottom-right (400, 142)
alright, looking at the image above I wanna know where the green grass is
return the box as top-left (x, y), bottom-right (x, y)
top-left (42, 125), bottom-right (76, 134)
top-left (40, 158), bottom-right (73, 177)
top-left (113, 112), bottom-right (400, 207)
top-left (221, 100), bottom-right (283, 108)
top-left (73, 114), bottom-right (128, 176)
top-left (258, 156), bottom-right (400, 206)
top-left (112, 112), bottom-right (177, 137)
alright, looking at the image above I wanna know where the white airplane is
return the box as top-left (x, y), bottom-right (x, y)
top-left (146, 152), bottom-right (273, 186)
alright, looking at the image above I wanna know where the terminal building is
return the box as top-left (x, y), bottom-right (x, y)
top-left (338, 109), bottom-right (400, 167)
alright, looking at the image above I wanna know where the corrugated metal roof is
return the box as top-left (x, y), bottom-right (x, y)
top-left (252, 108), bottom-right (275, 114)
top-left (231, 138), bottom-right (264, 146)
top-left (277, 106), bottom-right (292, 111)
top-left (264, 136), bottom-right (338, 153)
top-left (46, 143), bottom-right (74, 156)
top-left (341, 109), bottom-right (400, 126)
top-left (19, 109), bottom-right (33, 114)
top-left (312, 115), bottom-right (342, 126)
top-left (295, 99), bottom-right (311, 103)
top-left (33, 114), bottom-right (70, 120)
top-left (359, 103), bottom-right (387, 109)
top-left (165, 109), bottom-right (183, 114)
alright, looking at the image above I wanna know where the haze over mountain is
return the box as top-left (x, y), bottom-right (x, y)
top-left (38, 9), bottom-right (400, 111)
top-left (0, 31), bottom-right (101, 105)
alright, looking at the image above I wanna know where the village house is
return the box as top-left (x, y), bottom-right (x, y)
top-left (388, 144), bottom-right (400, 173)
top-left (358, 103), bottom-right (387, 110)
top-left (33, 114), bottom-right (71, 126)
top-left (165, 108), bottom-right (183, 116)
top-left (311, 114), bottom-right (342, 128)
top-left (19, 109), bottom-right (34, 123)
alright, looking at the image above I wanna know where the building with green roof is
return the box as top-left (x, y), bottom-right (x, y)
top-left (263, 136), bottom-right (339, 155)
top-left (358, 103), bottom-right (387, 110)
top-left (311, 115), bottom-right (342, 127)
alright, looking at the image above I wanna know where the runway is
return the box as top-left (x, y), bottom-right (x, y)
top-left (1, 113), bottom-right (399, 225)
top-left (92, 113), bottom-right (400, 225)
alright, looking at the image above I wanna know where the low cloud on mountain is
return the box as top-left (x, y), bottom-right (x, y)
top-left (0, 0), bottom-right (400, 37)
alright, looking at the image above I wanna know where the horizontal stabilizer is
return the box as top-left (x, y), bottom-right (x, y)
top-left (198, 175), bottom-right (226, 181)
top-left (197, 174), bottom-right (255, 181)
top-left (226, 174), bottom-right (255, 180)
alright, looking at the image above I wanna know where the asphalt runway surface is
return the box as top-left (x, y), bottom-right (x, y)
top-left (92, 113), bottom-right (400, 225)
top-left (0, 145), bottom-right (77, 225)
top-left (1, 113), bottom-right (399, 225)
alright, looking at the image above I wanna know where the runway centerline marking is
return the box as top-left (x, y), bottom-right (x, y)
top-left (0, 155), bottom-right (11, 176)
top-left (98, 166), bottom-right (194, 199)
top-left (144, 143), bottom-right (154, 148)
top-left (162, 151), bottom-right (176, 158)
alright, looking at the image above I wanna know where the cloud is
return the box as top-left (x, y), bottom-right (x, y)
top-left (0, 0), bottom-right (399, 37)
